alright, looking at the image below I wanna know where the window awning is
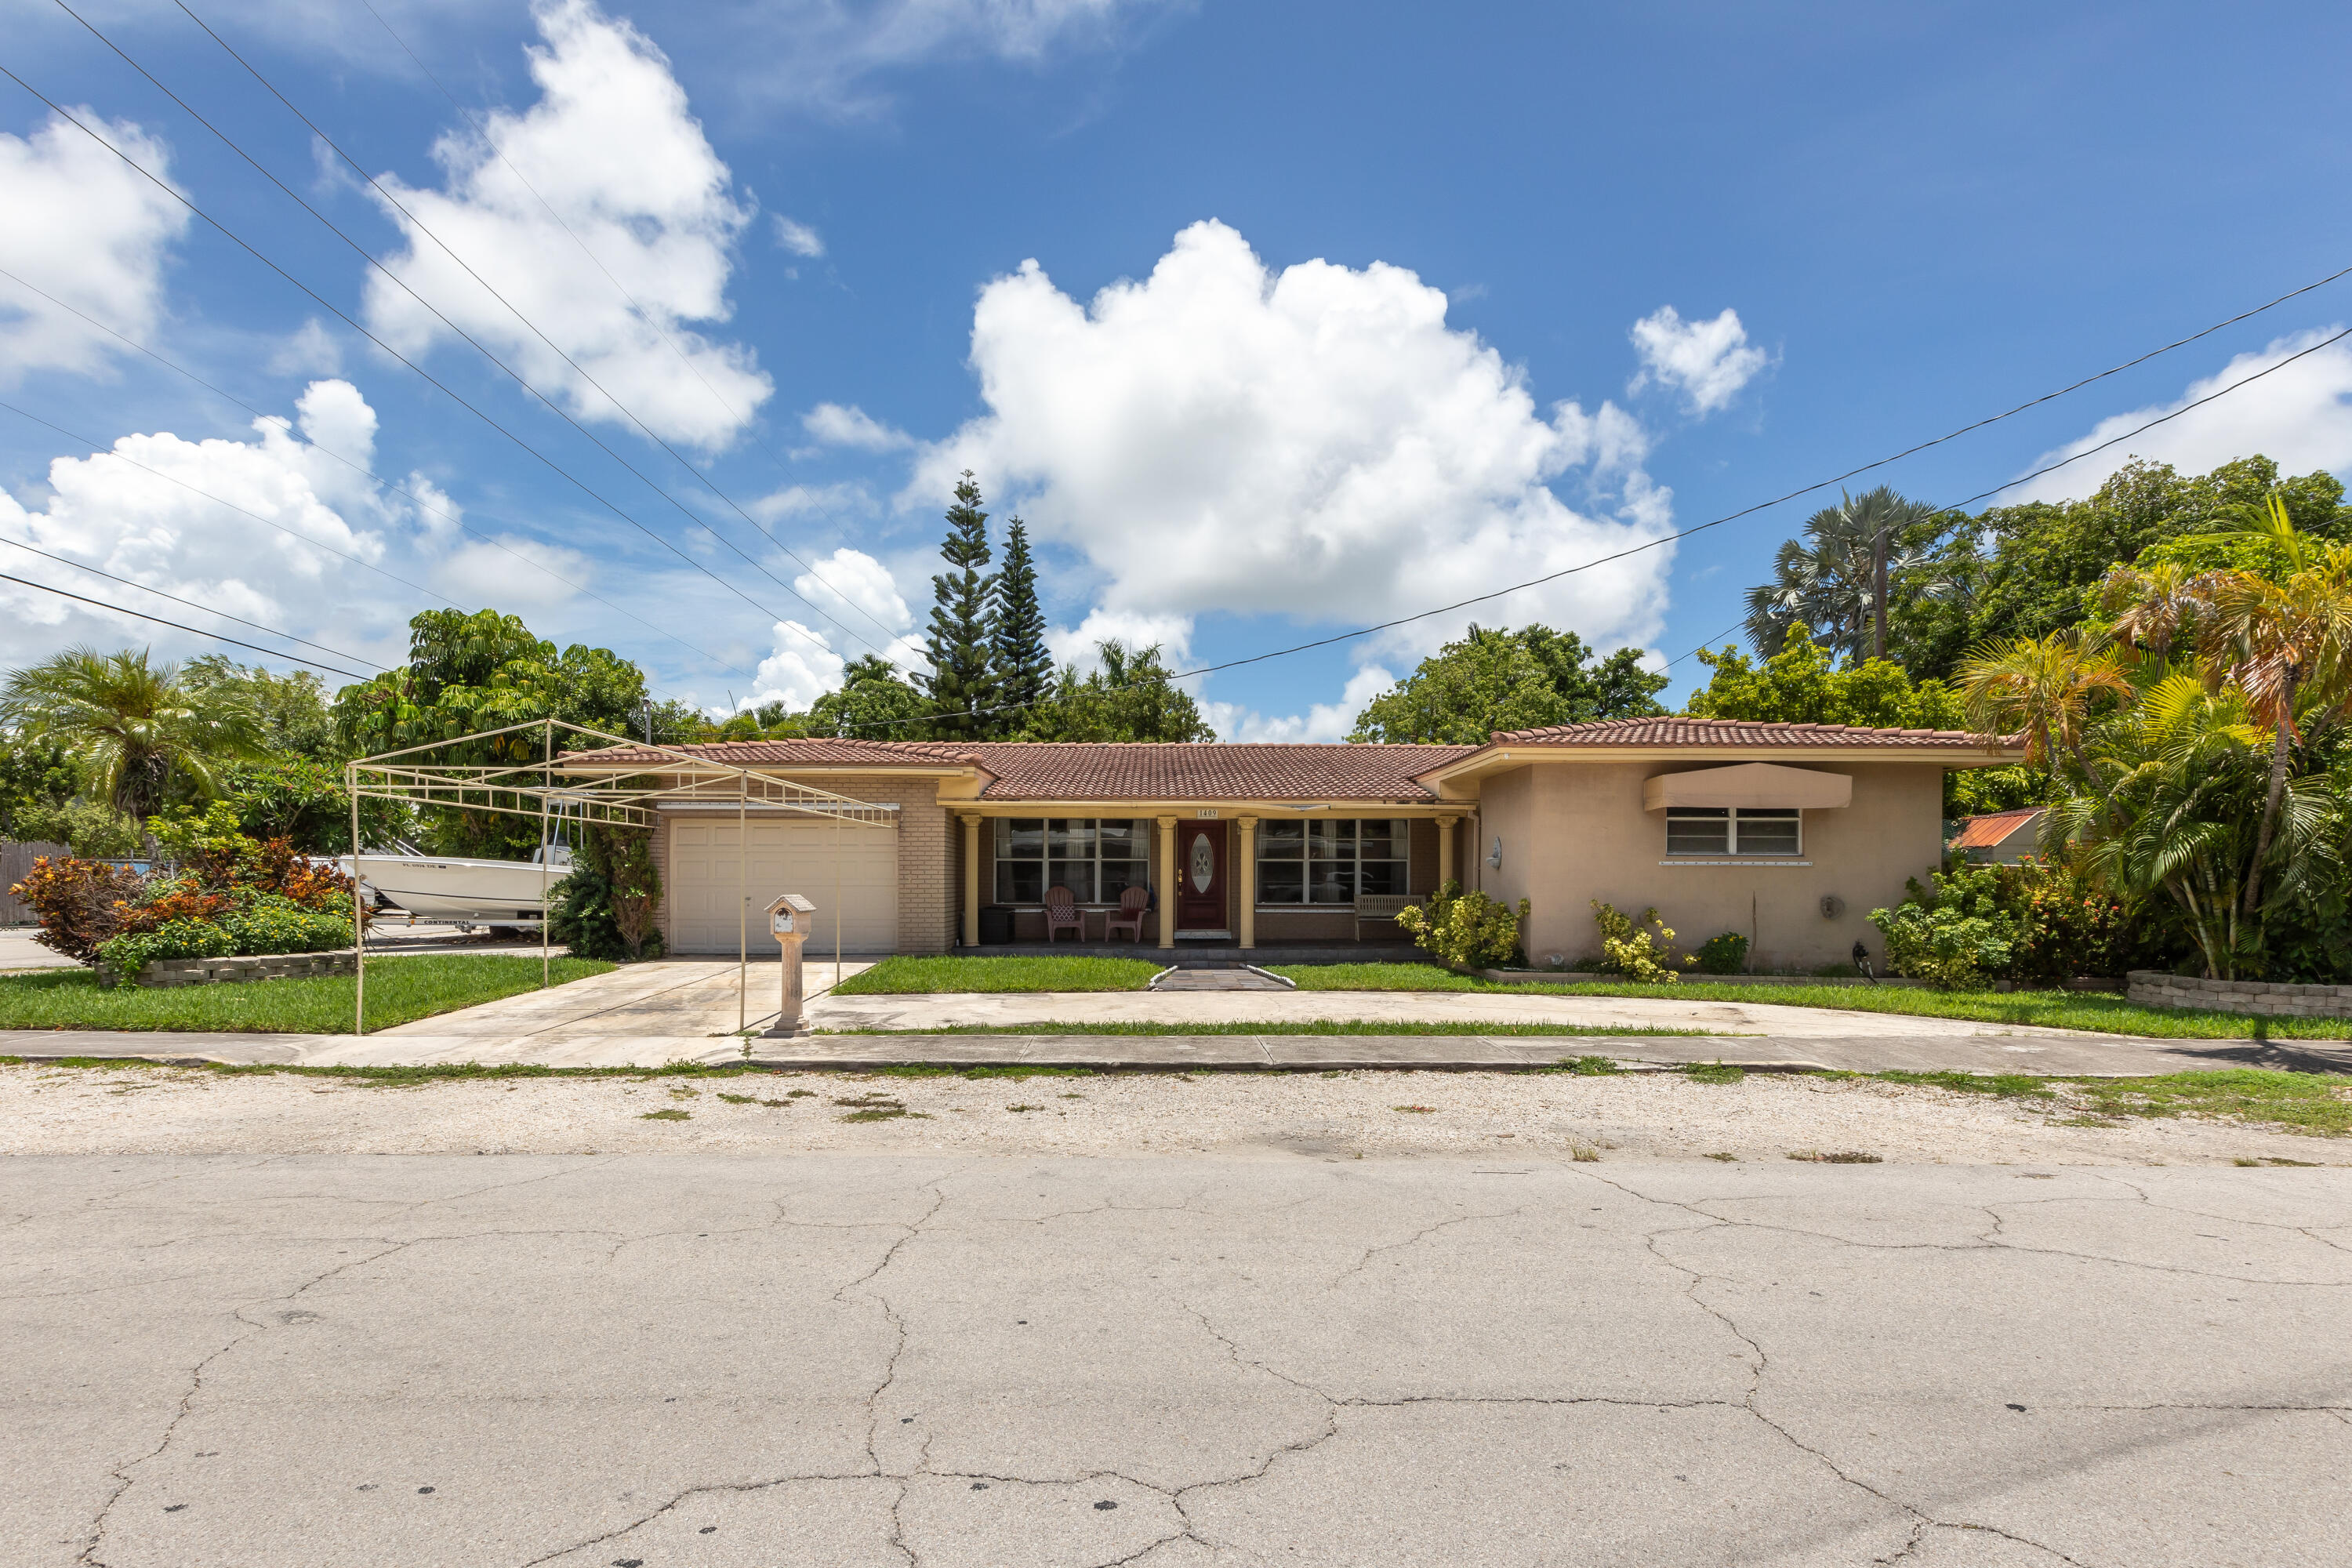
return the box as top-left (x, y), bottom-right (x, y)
top-left (1642, 763), bottom-right (1853, 811)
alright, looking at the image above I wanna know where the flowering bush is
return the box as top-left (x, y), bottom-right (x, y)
top-left (1591, 902), bottom-right (1690, 983)
top-left (1396, 880), bottom-right (1529, 969)
top-left (1693, 931), bottom-right (1751, 975)
top-left (6, 856), bottom-right (147, 962)
top-left (1997, 858), bottom-right (2133, 981)
top-left (13, 811), bottom-right (358, 973)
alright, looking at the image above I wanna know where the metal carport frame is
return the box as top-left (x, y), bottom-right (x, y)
top-left (344, 719), bottom-right (896, 1038)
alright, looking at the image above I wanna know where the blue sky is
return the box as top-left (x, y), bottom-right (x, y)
top-left (5, 0), bottom-right (2350, 735)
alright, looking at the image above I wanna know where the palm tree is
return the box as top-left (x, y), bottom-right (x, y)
top-left (2183, 495), bottom-right (2352, 920)
top-left (1744, 487), bottom-right (1953, 662)
top-left (2045, 671), bottom-right (2271, 978)
top-left (1956, 631), bottom-right (2134, 800)
top-left (1, 646), bottom-right (267, 821)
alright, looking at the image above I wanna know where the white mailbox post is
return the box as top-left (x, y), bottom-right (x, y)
top-left (765, 891), bottom-right (818, 1037)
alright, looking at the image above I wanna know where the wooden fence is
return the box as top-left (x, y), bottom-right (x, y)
top-left (1, 841), bottom-right (70, 925)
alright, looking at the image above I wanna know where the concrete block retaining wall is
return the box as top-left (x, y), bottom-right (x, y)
top-left (2127, 971), bottom-right (2352, 1019)
top-left (100, 949), bottom-right (357, 989)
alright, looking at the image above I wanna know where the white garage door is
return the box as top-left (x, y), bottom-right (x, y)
top-left (667, 815), bottom-right (898, 954)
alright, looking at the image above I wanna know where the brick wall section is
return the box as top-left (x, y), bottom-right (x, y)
top-left (650, 774), bottom-right (953, 957)
top-left (2128, 971), bottom-right (2352, 1019)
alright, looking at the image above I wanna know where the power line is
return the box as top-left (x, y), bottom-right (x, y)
top-left (350, 0), bottom-right (917, 659)
top-left (3, 49), bottom-right (847, 678)
top-left (1163, 318), bottom-right (2352, 684)
top-left (110, 0), bottom-right (906, 670)
top-left (0, 572), bottom-right (372, 680)
top-left (0, 397), bottom-right (458, 612)
top-left (0, 532), bottom-right (384, 670)
top-left (813, 288), bottom-right (2352, 733)
top-left (0, 263), bottom-right (757, 684)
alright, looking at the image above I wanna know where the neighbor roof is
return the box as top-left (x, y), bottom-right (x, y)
top-left (1486, 717), bottom-right (1993, 747)
top-left (1949, 807), bottom-right (2045, 850)
top-left (567, 739), bottom-right (1478, 802)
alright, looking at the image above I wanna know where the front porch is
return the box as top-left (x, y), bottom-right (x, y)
top-left (954, 941), bottom-right (1429, 964)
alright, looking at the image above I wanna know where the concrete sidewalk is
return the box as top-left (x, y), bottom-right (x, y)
top-left (6, 1025), bottom-right (2346, 1077)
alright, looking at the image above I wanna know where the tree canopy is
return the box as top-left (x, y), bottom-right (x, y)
top-left (1022, 641), bottom-right (1216, 742)
top-left (1348, 624), bottom-right (1668, 744)
top-left (921, 472), bottom-right (999, 739)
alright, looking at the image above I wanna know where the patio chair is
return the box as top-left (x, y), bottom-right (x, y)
top-left (1044, 884), bottom-right (1085, 942)
top-left (1104, 884), bottom-right (1150, 942)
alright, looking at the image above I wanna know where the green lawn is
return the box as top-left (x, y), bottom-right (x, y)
top-left (1265, 962), bottom-right (2350, 1040)
top-left (0, 954), bottom-right (615, 1034)
top-left (835, 954), bottom-right (1163, 994)
top-left (817, 1019), bottom-right (1714, 1037)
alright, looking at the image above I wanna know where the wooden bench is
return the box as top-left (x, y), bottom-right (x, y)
top-left (1353, 892), bottom-right (1420, 939)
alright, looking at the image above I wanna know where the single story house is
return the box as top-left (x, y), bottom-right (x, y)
top-left (1949, 807), bottom-right (2047, 865)
top-left (562, 717), bottom-right (2020, 971)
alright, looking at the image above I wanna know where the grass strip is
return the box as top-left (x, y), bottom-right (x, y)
top-left (815, 1021), bottom-right (1715, 1037)
top-left (0, 955), bottom-right (615, 1034)
top-left (1267, 962), bottom-right (2352, 1040)
top-left (2060, 1068), bottom-right (2352, 1136)
top-left (833, 955), bottom-right (1163, 995)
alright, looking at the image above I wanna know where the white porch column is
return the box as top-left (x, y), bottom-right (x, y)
top-left (1236, 816), bottom-right (1258, 949)
top-left (1156, 815), bottom-right (1178, 949)
top-left (960, 815), bottom-right (982, 949)
top-left (1436, 814), bottom-right (1460, 891)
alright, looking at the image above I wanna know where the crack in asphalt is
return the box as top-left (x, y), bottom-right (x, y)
top-left (74, 1233), bottom-right (415, 1567)
top-left (1327, 1203), bottom-right (1525, 1287)
top-left (1575, 1169), bottom-right (2095, 1568)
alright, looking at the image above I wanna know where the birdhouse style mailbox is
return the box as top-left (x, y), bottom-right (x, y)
top-left (765, 892), bottom-right (818, 1037)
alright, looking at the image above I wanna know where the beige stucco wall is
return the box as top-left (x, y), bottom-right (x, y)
top-left (1477, 760), bottom-right (1946, 972)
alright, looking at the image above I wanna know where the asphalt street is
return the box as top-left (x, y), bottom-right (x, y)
top-left (3, 1153), bottom-right (2346, 1566)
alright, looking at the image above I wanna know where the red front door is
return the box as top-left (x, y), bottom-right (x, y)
top-left (1176, 821), bottom-right (1226, 931)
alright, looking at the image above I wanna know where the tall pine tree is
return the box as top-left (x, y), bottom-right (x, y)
top-left (921, 471), bottom-right (999, 738)
top-left (990, 514), bottom-right (1052, 728)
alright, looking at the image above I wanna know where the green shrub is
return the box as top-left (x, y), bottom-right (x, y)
top-left (1591, 901), bottom-right (1689, 983)
top-left (96, 918), bottom-right (234, 983)
top-left (547, 831), bottom-right (665, 963)
top-left (1693, 931), bottom-right (1750, 975)
top-left (1396, 880), bottom-right (1529, 969)
top-left (12, 799), bottom-right (144, 858)
top-left (218, 895), bottom-right (352, 956)
top-left (1869, 863), bottom-right (2014, 989)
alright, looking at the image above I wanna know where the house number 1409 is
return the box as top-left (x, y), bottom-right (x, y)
top-left (1195, 808), bottom-right (1219, 818)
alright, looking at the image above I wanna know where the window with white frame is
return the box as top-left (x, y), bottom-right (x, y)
top-left (994, 818), bottom-right (1150, 903)
top-left (1256, 818), bottom-right (1410, 904)
top-left (1664, 806), bottom-right (1802, 857)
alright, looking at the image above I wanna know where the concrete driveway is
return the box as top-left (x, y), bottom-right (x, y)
top-left (4, 1153), bottom-right (2345, 1567)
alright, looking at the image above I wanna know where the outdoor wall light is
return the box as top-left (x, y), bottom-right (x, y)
top-left (1486, 836), bottom-right (1503, 870)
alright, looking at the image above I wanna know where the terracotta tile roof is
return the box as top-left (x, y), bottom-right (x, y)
top-left (565, 739), bottom-right (1475, 801)
top-left (1949, 807), bottom-right (2045, 850)
top-left (962, 742), bottom-right (1473, 801)
top-left (1486, 716), bottom-right (1997, 747)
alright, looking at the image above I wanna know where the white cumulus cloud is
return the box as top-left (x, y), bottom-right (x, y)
top-left (1204, 665), bottom-right (1396, 743)
top-left (743, 619), bottom-right (848, 712)
top-left (1628, 305), bottom-right (1768, 416)
top-left (912, 220), bottom-right (1676, 671)
top-left (2009, 327), bottom-right (2352, 503)
top-left (361, 0), bottom-right (771, 449)
top-left (0, 108), bottom-right (189, 383)
top-left (0, 381), bottom-right (423, 666)
top-left (1045, 607), bottom-right (1195, 673)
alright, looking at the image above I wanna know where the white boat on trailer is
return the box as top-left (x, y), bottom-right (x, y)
top-left (340, 846), bottom-right (572, 927)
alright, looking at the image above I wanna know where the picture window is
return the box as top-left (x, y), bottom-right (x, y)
top-left (1256, 818), bottom-right (1410, 904)
top-left (994, 818), bottom-right (1149, 904)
